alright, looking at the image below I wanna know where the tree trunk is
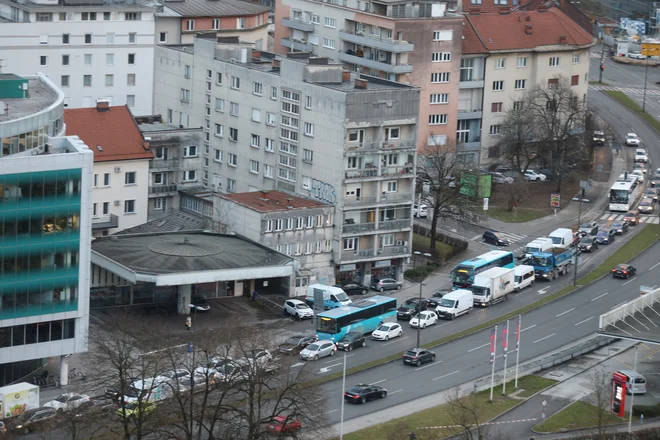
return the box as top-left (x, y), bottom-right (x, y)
top-left (430, 208), bottom-right (439, 252)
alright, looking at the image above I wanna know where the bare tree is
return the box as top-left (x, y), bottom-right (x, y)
top-left (444, 388), bottom-right (486, 440)
top-left (495, 100), bottom-right (539, 174)
top-left (209, 194), bottom-right (234, 233)
top-left (586, 368), bottom-right (612, 437)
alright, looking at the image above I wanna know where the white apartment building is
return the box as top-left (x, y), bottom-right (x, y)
top-left (65, 101), bottom-right (153, 235)
top-left (0, 0), bottom-right (156, 115)
top-left (153, 36), bottom-right (420, 286)
top-left (462, 8), bottom-right (594, 164)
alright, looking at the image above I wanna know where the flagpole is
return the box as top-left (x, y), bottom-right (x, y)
top-left (514, 315), bottom-right (521, 388)
top-left (502, 319), bottom-right (510, 395)
top-left (490, 325), bottom-right (497, 402)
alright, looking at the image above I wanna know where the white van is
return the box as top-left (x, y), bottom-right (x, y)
top-left (513, 265), bottom-right (535, 292)
top-left (435, 289), bottom-right (473, 320)
top-left (616, 370), bottom-right (647, 395)
top-left (305, 284), bottom-right (352, 310)
top-left (549, 228), bottom-right (575, 247)
top-left (519, 238), bottom-right (554, 260)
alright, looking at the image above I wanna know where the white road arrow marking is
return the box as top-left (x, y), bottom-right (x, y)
top-left (291, 363), bottom-right (305, 368)
top-left (538, 287), bottom-right (550, 295)
top-left (319, 363), bottom-right (342, 373)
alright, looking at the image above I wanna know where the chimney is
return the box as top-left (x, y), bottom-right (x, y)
top-left (261, 190), bottom-right (269, 199)
top-left (342, 70), bottom-right (351, 82)
top-left (96, 99), bottom-right (110, 111)
top-left (525, 24), bottom-right (533, 34)
top-left (354, 78), bottom-right (368, 89)
top-left (559, 35), bottom-right (567, 44)
top-left (272, 59), bottom-right (280, 69)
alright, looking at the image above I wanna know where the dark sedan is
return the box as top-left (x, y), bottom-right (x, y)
top-left (335, 283), bottom-right (368, 295)
top-left (611, 221), bottom-right (629, 235)
top-left (426, 290), bottom-right (451, 309)
top-left (402, 348), bottom-right (436, 367)
top-left (639, 198), bottom-right (655, 214)
top-left (344, 384), bottom-right (387, 404)
top-left (596, 229), bottom-right (616, 245)
top-left (578, 236), bottom-right (598, 253)
top-left (644, 188), bottom-right (658, 202)
top-left (335, 332), bottom-right (366, 351)
top-left (482, 230), bottom-right (509, 246)
top-left (612, 264), bottom-right (636, 279)
top-left (277, 335), bottom-right (317, 355)
top-left (652, 170), bottom-right (660, 187)
top-left (397, 298), bottom-right (426, 320)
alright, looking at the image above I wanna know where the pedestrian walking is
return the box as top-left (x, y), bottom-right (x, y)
top-left (185, 316), bottom-right (192, 331)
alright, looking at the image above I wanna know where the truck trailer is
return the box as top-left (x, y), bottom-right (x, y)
top-left (471, 267), bottom-right (515, 307)
top-left (531, 247), bottom-right (574, 280)
top-left (0, 383), bottom-right (40, 419)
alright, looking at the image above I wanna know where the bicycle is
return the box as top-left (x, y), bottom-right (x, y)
top-left (68, 368), bottom-right (85, 380)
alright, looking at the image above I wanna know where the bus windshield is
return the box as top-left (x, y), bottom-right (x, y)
top-left (316, 317), bottom-right (337, 334)
top-left (453, 266), bottom-right (473, 285)
top-left (610, 189), bottom-right (629, 203)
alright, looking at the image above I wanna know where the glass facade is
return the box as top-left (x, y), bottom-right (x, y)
top-left (1, 117), bottom-right (63, 158)
top-left (0, 169), bottom-right (82, 320)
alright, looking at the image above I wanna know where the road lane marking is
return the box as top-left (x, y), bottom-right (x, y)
top-left (389, 389), bottom-right (403, 395)
top-left (533, 333), bottom-right (556, 344)
top-left (371, 379), bottom-right (387, 385)
top-left (621, 119), bottom-right (627, 124)
top-left (622, 277), bottom-right (638, 286)
top-left (521, 324), bottom-right (537, 333)
top-left (468, 343), bottom-right (490, 353)
top-left (611, 302), bottom-right (626, 310)
top-left (591, 292), bottom-right (609, 302)
top-left (319, 363), bottom-right (343, 373)
top-left (324, 354), bottom-right (354, 364)
top-left (471, 234), bottom-right (483, 241)
top-left (325, 409), bottom-right (339, 414)
top-left (575, 317), bottom-right (594, 326)
top-left (538, 287), bottom-right (550, 295)
top-left (650, 262), bottom-right (660, 271)
top-left (432, 370), bottom-right (461, 381)
top-left (415, 360), bottom-right (443, 371)
top-left (555, 308), bottom-right (575, 318)
top-left (381, 336), bottom-right (408, 346)
top-left (291, 362), bottom-right (305, 368)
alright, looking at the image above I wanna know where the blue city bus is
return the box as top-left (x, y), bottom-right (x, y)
top-left (451, 250), bottom-right (515, 289)
top-left (315, 296), bottom-right (397, 342)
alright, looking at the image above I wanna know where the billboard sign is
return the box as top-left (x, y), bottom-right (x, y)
top-left (611, 372), bottom-right (627, 417)
top-left (459, 172), bottom-right (492, 199)
top-left (550, 193), bottom-right (561, 208)
top-left (642, 43), bottom-right (660, 57)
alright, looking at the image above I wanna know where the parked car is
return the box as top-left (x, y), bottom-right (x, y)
top-left (578, 236), bottom-right (598, 253)
top-left (190, 295), bottom-right (210, 312)
top-left (524, 170), bottom-right (547, 182)
top-left (44, 393), bottom-right (92, 413)
top-left (410, 311), bottom-right (439, 328)
top-left (625, 133), bottom-right (640, 146)
top-left (265, 416), bottom-right (302, 434)
top-left (344, 384), bottom-right (387, 404)
top-left (116, 402), bottom-right (156, 419)
top-left (397, 298), bottom-right (426, 320)
top-left (611, 221), bottom-right (629, 235)
top-left (426, 290), bottom-right (450, 309)
top-left (639, 198), bottom-right (655, 214)
top-left (402, 348), bottom-right (436, 367)
top-left (371, 277), bottom-right (402, 292)
top-left (635, 149), bottom-right (649, 163)
top-left (335, 331), bottom-right (367, 351)
top-left (7, 407), bottom-right (59, 434)
top-left (336, 283), bottom-right (368, 295)
top-left (578, 222), bottom-right (598, 236)
top-left (413, 204), bottom-right (428, 218)
top-left (491, 172), bottom-right (514, 184)
top-left (652, 169), bottom-right (660, 187)
top-left (612, 264), bottom-right (636, 279)
top-left (634, 162), bottom-right (647, 174)
top-left (596, 229), bottom-right (616, 245)
top-left (482, 230), bottom-right (510, 246)
top-left (371, 323), bottom-right (403, 341)
top-left (628, 52), bottom-right (647, 60)
top-left (283, 299), bottom-right (314, 320)
top-left (644, 188), bottom-right (659, 202)
top-left (623, 210), bottom-right (641, 225)
top-left (592, 130), bottom-right (606, 145)
top-left (277, 335), bottom-right (317, 355)
top-left (300, 340), bottom-right (336, 361)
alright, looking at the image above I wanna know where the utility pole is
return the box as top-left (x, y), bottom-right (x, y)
top-left (573, 187), bottom-right (584, 286)
top-left (599, 39), bottom-right (606, 84)
top-left (643, 55), bottom-right (650, 113)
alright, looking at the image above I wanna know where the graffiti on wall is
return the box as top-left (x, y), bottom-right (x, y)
top-left (311, 179), bottom-right (337, 205)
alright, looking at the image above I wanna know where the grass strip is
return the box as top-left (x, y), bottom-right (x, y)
top-left (314, 225), bottom-right (660, 385)
top-left (603, 90), bottom-right (660, 133)
top-left (533, 400), bottom-right (633, 433)
top-left (412, 233), bottom-right (454, 261)
top-left (482, 207), bottom-right (548, 223)
top-left (339, 375), bottom-right (557, 440)
top-left (589, 80), bottom-right (610, 86)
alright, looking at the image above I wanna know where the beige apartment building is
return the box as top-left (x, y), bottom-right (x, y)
top-left (273, 0), bottom-right (462, 153)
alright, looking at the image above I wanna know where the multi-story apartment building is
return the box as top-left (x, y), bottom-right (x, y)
top-left (155, 0), bottom-right (270, 48)
top-left (273, 0), bottom-right (462, 151)
top-left (153, 36), bottom-right (420, 286)
top-left (64, 101), bottom-right (154, 235)
top-left (0, 0), bottom-right (156, 114)
top-left (461, 8), bottom-right (594, 164)
top-left (0, 73), bottom-right (93, 386)
top-left (136, 115), bottom-right (203, 220)
top-left (220, 190), bottom-right (335, 293)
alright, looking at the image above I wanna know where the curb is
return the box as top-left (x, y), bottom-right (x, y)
top-left (598, 89), bottom-right (660, 137)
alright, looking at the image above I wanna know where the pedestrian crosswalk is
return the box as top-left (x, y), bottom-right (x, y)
top-left (589, 85), bottom-right (660, 97)
top-left (472, 232), bottom-right (529, 253)
top-left (599, 213), bottom-right (660, 224)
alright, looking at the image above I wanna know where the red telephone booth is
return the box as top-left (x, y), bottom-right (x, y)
top-left (611, 372), bottom-right (627, 417)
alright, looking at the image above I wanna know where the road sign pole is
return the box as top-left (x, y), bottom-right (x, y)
top-left (489, 325), bottom-right (497, 402)
top-left (502, 320), bottom-right (510, 395)
top-left (599, 39), bottom-right (605, 83)
top-left (515, 315), bottom-right (522, 388)
top-left (340, 351), bottom-right (347, 440)
top-left (628, 345), bottom-right (638, 433)
top-left (573, 188), bottom-right (584, 286)
top-left (643, 57), bottom-right (650, 113)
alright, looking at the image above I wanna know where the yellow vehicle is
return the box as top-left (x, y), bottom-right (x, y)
top-left (116, 401), bottom-right (156, 419)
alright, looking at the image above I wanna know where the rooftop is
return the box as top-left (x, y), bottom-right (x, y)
top-left (92, 231), bottom-right (292, 275)
top-left (64, 102), bottom-right (154, 163)
top-left (117, 211), bottom-right (207, 234)
top-left (0, 77), bottom-right (59, 123)
top-left (0, 0), bottom-right (153, 10)
top-left (221, 190), bottom-right (330, 213)
top-left (161, 0), bottom-right (269, 18)
top-left (136, 114), bottom-right (202, 133)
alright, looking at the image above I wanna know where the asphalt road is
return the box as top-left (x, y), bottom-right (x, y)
top-left (589, 49), bottom-right (660, 90)
top-left (320, 240), bottom-right (660, 423)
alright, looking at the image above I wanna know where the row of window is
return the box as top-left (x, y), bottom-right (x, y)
top-left (0, 214), bottom-right (80, 237)
top-left (53, 52), bottom-right (136, 68)
top-left (35, 11), bottom-right (140, 22)
top-left (184, 17), bottom-right (250, 31)
top-left (60, 73), bottom-right (136, 89)
top-left (491, 74), bottom-right (584, 92)
top-left (93, 171), bottom-right (137, 188)
top-left (44, 32), bottom-right (139, 45)
top-left (0, 177), bottom-right (81, 203)
top-left (265, 214), bottom-right (333, 233)
top-left (492, 54), bottom-right (581, 69)
top-left (276, 240), bottom-right (333, 257)
top-left (342, 233), bottom-right (402, 250)
top-left (0, 319), bottom-right (77, 348)
top-left (1, 251), bottom-right (79, 275)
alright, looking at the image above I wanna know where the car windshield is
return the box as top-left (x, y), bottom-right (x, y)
top-left (335, 292), bottom-right (349, 302)
top-left (377, 325), bottom-right (391, 331)
top-left (439, 298), bottom-right (455, 308)
top-left (597, 231), bottom-right (609, 237)
top-left (401, 303), bottom-right (415, 310)
top-left (404, 350), bottom-right (420, 356)
top-left (580, 223), bottom-right (591, 229)
top-left (524, 246), bottom-right (541, 254)
top-left (284, 337), bottom-right (300, 345)
top-left (616, 265), bottom-right (626, 270)
top-left (296, 303), bottom-right (310, 309)
top-left (612, 223), bottom-right (622, 229)
top-left (641, 200), bottom-right (652, 206)
top-left (55, 395), bottom-right (69, 403)
top-left (580, 237), bottom-right (593, 244)
top-left (343, 333), bottom-right (358, 341)
top-left (628, 135), bottom-right (637, 139)
top-left (531, 255), bottom-right (552, 267)
top-left (192, 296), bottom-right (207, 304)
top-left (625, 212), bottom-right (636, 218)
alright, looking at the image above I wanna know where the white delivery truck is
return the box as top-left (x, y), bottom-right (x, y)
top-left (471, 267), bottom-right (515, 307)
top-left (549, 228), bottom-right (575, 247)
top-left (0, 383), bottom-right (39, 419)
top-left (518, 238), bottom-right (554, 260)
top-left (305, 284), bottom-right (352, 310)
top-left (435, 289), bottom-right (473, 320)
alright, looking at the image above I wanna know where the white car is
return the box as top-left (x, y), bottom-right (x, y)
top-left (626, 133), bottom-right (640, 146)
top-left (283, 299), bottom-right (314, 320)
top-left (491, 172), bottom-right (514, 184)
top-left (413, 204), bottom-right (428, 218)
top-left (371, 323), bottom-right (403, 341)
top-left (409, 311), bottom-right (439, 329)
top-left (44, 393), bottom-right (91, 412)
top-left (632, 169), bottom-right (645, 180)
top-left (628, 52), bottom-right (647, 60)
top-left (300, 340), bottom-right (336, 360)
top-left (236, 348), bottom-right (273, 370)
top-left (635, 149), bottom-right (649, 163)
top-left (524, 170), bottom-right (547, 182)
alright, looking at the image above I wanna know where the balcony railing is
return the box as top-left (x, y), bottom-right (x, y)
top-left (149, 184), bottom-right (178, 195)
top-left (149, 158), bottom-right (180, 169)
top-left (337, 52), bottom-right (413, 74)
top-left (343, 222), bottom-right (376, 234)
top-left (282, 17), bottom-right (315, 32)
top-left (281, 37), bottom-right (313, 52)
top-left (379, 219), bottom-right (411, 231)
top-left (91, 214), bottom-right (118, 230)
top-left (343, 192), bottom-right (414, 207)
top-left (339, 29), bottom-right (414, 53)
top-left (345, 165), bottom-right (414, 180)
top-left (380, 192), bottom-right (414, 203)
top-left (345, 139), bottom-right (416, 154)
top-left (380, 245), bottom-right (410, 257)
top-left (340, 245), bottom-right (410, 262)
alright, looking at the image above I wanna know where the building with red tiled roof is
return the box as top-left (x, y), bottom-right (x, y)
top-left (65, 100), bottom-right (154, 235)
top-left (459, 8), bottom-right (594, 164)
top-left (219, 190), bottom-right (336, 293)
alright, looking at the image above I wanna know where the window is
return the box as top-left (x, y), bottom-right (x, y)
top-left (126, 95), bottom-right (135, 107)
top-left (237, 17), bottom-right (245, 29)
top-left (212, 18), bottom-right (220, 30)
top-left (271, 86), bottom-right (277, 99)
top-left (343, 237), bottom-right (357, 250)
top-left (431, 72), bottom-right (450, 83)
top-left (40, 56), bottom-right (47, 66)
top-left (305, 95), bottom-right (312, 109)
top-left (279, 155), bottom-right (297, 170)
top-left (571, 74), bottom-right (579, 86)
top-left (494, 58), bottom-right (506, 69)
top-left (214, 149), bottom-right (223, 162)
top-left (36, 12), bottom-right (53, 21)
top-left (433, 30), bottom-right (452, 41)
top-left (281, 90), bottom-right (300, 101)
top-left (305, 215), bottom-right (314, 228)
top-left (154, 198), bottom-right (165, 211)
top-left (490, 125), bottom-right (501, 135)
top-left (281, 102), bottom-right (300, 115)
top-left (516, 56), bottom-right (528, 68)
top-left (323, 38), bottom-right (335, 49)
top-left (61, 75), bottom-right (69, 87)
top-left (180, 88), bottom-right (190, 102)
top-left (491, 102), bottom-right (503, 113)
top-left (159, 32), bottom-right (167, 43)
top-left (302, 176), bottom-right (311, 190)
top-left (106, 32), bottom-right (114, 44)
top-left (298, 148), bottom-right (313, 164)
top-left (128, 53), bottom-right (135, 65)
top-left (265, 138), bottom-right (274, 152)
top-left (62, 34), bottom-right (70, 44)
top-left (213, 98), bottom-right (224, 113)
top-left (105, 74), bottom-right (114, 86)
top-left (124, 200), bottom-right (135, 214)
top-left (311, 14), bottom-right (320, 23)
top-left (429, 114), bottom-right (448, 125)
top-left (128, 32), bottom-right (136, 43)
top-left (183, 170), bottom-right (196, 182)
top-left (229, 102), bottom-right (239, 116)
top-left (349, 129), bottom-right (364, 143)
top-left (183, 145), bottom-right (197, 157)
top-left (264, 164), bottom-right (273, 178)
top-left (253, 82), bottom-right (263, 95)
top-left (251, 108), bottom-right (261, 122)
top-left (83, 75), bottom-right (92, 87)
top-left (280, 128), bottom-right (298, 142)
top-left (84, 54), bottom-right (92, 66)
top-left (251, 134), bottom-right (260, 148)
top-left (103, 12), bottom-right (111, 20)
top-left (324, 17), bottom-right (336, 28)
top-left (492, 80), bottom-right (504, 91)
top-left (153, 172), bottom-right (167, 184)
top-left (125, 12), bottom-right (140, 20)
top-left (124, 171), bottom-right (136, 185)
top-left (548, 78), bottom-right (559, 88)
top-left (573, 53), bottom-right (581, 64)
top-left (549, 56), bottom-right (560, 67)
top-left (231, 76), bottom-right (240, 89)
top-left (227, 178), bottom-right (236, 192)
top-left (513, 101), bottom-right (524, 111)
top-left (127, 73), bottom-right (135, 86)
top-left (304, 122), bottom-right (314, 137)
top-left (385, 181), bottom-right (398, 192)
top-left (214, 124), bottom-right (224, 137)
top-left (228, 153), bottom-right (237, 167)
top-left (105, 53), bottom-right (114, 65)
top-left (432, 52), bottom-right (451, 62)
top-left (249, 160), bottom-right (259, 174)
top-left (279, 142), bottom-right (298, 155)
top-left (229, 128), bottom-right (238, 142)
top-left (186, 19), bottom-right (195, 31)
top-left (430, 93), bottom-right (449, 104)
top-left (103, 173), bottom-right (110, 186)
top-left (514, 79), bottom-right (526, 90)
top-left (103, 202), bottom-right (109, 214)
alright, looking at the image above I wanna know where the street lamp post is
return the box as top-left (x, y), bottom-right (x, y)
top-left (573, 188), bottom-right (585, 286)
top-left (643, 55), bottom-right (650, 113)
top-left (414, 252), bottom-right (432, 349)
top-left (412, 251), bottom-right (422, 270)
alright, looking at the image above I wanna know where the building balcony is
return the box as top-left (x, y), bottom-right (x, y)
top-left (338, 30), bottom-right (414, 53)
top-left (344, 139), bottom-right (416, 155)
top-left (337, 52), bottom-right (413, 74)
top-left (281, 37), bottom-right (313, 52)
top-left (282, 17), bottom-right (315, 32)
top-left (91, 214), bottom-right (118, 230)
top-left (149, 184), bottom-right (178, 195)
top-left (378, 218), bottom-right (411, 231)
top-left (149, 158), bottom-right (180, 169)
top-left (343, 192), bottom-right (414, 208)
top-left (459, 80), bottom-right (485, 89)
top-left (344, 165), bottom-right (414, 181)
top-left (339, 245), bottom-right (410, 263)
top-left (458, 141), bottom-right (481, 151)
top-left (342, 218), bottom-right (411, 234)
top-left (457, 110), bottom-right (483, 120)
top-left (343, 222), bottom-right (376, 234)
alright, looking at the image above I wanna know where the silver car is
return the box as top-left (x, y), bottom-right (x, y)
top-left (300, 340), bottom-right (337, 361)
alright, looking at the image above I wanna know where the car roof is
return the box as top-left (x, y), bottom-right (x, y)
top-left (635, 148), bottom-right (646, 153)
top-left (405, 347), bottom-right (424, 353)
top-left (288, 299), bottom-right (305, 304)
top-left (627, 133), bottom-right (637, 136)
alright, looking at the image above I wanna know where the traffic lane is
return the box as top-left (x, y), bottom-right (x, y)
top-left (589, 55), bottom-right (660, 89)
top-left (626, 93), bottom-right (660, 139)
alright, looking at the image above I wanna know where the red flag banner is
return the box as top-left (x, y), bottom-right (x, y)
top-left (516, 315), bottom-right (522, 352)
top-left (489, 326), bottom-right (496, 364)
top-left (502, 320), bottom-right (509, 359)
